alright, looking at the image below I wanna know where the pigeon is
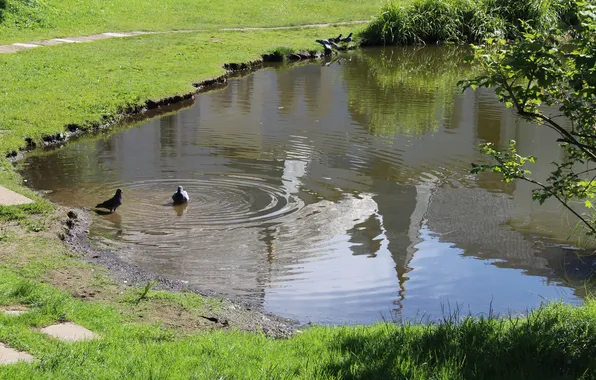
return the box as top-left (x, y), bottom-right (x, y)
top-left (329, 33), bottom-right (342, 43)
top-left (340, 32), bottom-right (353, 43)
top-left (172, 185), bottom-right (189, 205)
top-left (329, 40), bottom-right (341, 50)
top-left (315, 39), bottom-right (333, 55)
top-left (95, 189), bottom-right (123, 213)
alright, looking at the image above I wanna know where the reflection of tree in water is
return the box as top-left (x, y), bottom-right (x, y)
top-left (276, 64), bottom-right (326, 116)
top-left (276, 66), bottom-right (300, 114)
top-left (159, 115), bottom-right (177, 158)
top-left (344, 46), bottom-right (473, 137)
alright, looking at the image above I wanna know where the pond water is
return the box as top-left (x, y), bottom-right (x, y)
top-left (20, 46), bottom-right (594, 324)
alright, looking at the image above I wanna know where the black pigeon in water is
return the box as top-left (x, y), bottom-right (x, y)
top-left (340, 32), bottom-right (353, 43)
top-left (172, 185), bottom-right (189, 205)
top-left (95, 189), bottom-right (123, 213)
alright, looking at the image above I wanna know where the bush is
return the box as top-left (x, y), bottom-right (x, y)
top-left (361, 0), bottom-right (571, 46)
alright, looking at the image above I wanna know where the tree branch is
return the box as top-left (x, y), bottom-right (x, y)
top-left (519, 111), bottom-right (596, 162)
top-left (520, 175), bottom-right (596, 235)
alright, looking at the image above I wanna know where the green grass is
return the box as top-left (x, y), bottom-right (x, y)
top-left (1, 2), bottom-right (595, 378)
top-left (361, 0), bottom-right (565, 45)
top-left (0, 0), bottom-right (384, 44)
top-left (1, 266), bottom-right (596, 378)
top-left (0, 26), bottom-right (366, 158)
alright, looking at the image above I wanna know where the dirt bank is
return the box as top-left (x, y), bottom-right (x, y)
top-left (56, 206), bottom-right (301, 338)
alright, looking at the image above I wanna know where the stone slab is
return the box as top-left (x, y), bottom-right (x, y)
top-left (102, 32), bottom-right (132, 37)
top-left (0, 45), bottom-right (28, 54)
top-left (0, 343), bottom-right (35, 364)
top-left (0, 305), bottom-right (28, 316)
top-left (0, 186), bottom-right (34, 206)
top-left (30, 39), bottom-right (69, 46)
top-left (40, 322), bottom-right (98, 342)
top-left (12, 43), bottom-right (39, 48)
top-left (68, 35), bottom-right (112, 42)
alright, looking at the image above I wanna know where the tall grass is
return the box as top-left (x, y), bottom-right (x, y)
top-left (2, 267), bottom-right (596, 378)
top-left (361, 0), bottom-right (567, 45)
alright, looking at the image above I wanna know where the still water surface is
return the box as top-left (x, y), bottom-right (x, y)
top-left (21, 46), bottom-right (593, 324)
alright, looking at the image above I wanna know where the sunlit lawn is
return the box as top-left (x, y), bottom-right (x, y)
top-left (0, 0), bottom-right (386, 44)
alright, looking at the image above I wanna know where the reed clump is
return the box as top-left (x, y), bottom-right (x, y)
top-left (361, 0), bottom-right (573, 45)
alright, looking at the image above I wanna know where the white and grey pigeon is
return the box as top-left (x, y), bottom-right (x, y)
top-left (172, 186), bottom-right (189, 205)
top-left (315, 39), bottom-right (333, 55)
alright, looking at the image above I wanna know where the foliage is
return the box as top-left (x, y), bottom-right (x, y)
top-left (361, 0), bottom-right (570, 46)
top-left (459, 2), bottom-right (596, 235)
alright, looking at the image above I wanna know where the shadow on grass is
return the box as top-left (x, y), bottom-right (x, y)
top-left (0, 0), bottom-right (5, 24)
top-left (322, 305), bottom-right (596, 379)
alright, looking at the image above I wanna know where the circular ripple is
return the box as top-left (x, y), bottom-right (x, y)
top-left (91, 175), bottom-right (303, 231)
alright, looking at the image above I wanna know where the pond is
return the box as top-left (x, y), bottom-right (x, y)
top-left (20, 46), bottom-right (593, 324)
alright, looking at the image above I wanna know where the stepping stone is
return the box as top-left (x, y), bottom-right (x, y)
top-left (52, 39), bottom-right (76, 43)
top-left (40, 322), bottom-right (97, 342)
top-left (0, 343), bottom-right (35, 364)
top-left (0, 45), bottom-right (28, 54)
top-left (0, 186), bottom-right (34, 206)
top-left (11, 43), bottom-right (39, 48)
top-left (68, 35), bottom-right (111, 43)
top-left (0, 306), bottom-right (28, 316)
top-left (102, 32), bottom-right (131, 37)
top-left (31, 39), bottom-right (68, 46)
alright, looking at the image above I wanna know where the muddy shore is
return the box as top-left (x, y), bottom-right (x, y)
top-left (59, 206), bottom-right (302, 338)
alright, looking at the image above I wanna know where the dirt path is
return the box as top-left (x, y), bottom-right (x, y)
top-left (0, 21), bottom-right (368, 54)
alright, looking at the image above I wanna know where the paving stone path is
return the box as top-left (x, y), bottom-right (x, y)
top-left (0, 343), bottom-right (35, 364)
top-left (0, 186), bottom-right (33, 206)
top-left (0, 306), bottom-right (29, 316)
top-left (40, 322), bottom-right (98, 342)
top-left (0, 307), bottom-right (99, 364)
top-left (0, 21), bottom-right (368, 54)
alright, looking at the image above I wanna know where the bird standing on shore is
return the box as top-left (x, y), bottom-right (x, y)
top-left (315, 39), bottom-right (333, 55)
top-left (172, 186), bottom-right (189, 205)
top-left (329, 33), bottom-right (342, 43)
top-left (341, 33), bottom-right (353, 43)
top-left (95, 189), bottom-right (123, 213)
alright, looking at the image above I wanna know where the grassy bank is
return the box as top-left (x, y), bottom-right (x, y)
top-left (361, 0), bottom-right (575, 45)
top-left (2, 1), bottom-right (596, 378)
top-left (0, 193), bottom-right (595, 377)
top-left (0, 26), bottom-right (364, 157)
top-left (1, 229), bottom-right (596, 379)
top-left (0, 0), bottom-right (384, 44)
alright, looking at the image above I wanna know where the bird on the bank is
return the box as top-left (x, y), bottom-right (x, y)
top-left (329, 33), bottom-right (342, 43)
top-left (315, 39), bottom-right (333, 55)
top-left (95, 189), bottom-right (123, 213)
top-left (340, 32), bottom-right (353, 43)
top-left (172, 185), bottom-right (189, 205)
top-left (329, 40), bottom-right (341, 50)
